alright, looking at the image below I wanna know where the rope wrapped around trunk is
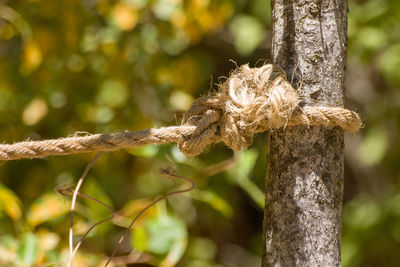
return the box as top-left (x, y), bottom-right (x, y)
top-left (0, 64), bottom-right (361, 160)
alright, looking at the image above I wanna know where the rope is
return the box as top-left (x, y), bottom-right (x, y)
top-left (0, 64), bottom-right (361, 160)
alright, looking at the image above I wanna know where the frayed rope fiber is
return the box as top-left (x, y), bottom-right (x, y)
top-left (0, 64), bottom-right (361, 160)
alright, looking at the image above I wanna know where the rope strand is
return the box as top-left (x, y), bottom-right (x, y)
top-left (0, 64), bottom-right (361, 161)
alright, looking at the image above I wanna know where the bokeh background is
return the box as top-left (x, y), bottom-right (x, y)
top-left (0, 0), bottom-right (399, 266)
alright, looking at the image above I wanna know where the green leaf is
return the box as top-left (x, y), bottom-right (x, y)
top-left (17, 233), bottom-right (39, 266)
top-left (190, 189), bottom-right (233, 219)
top-left (129, 144), bottom-right (159, 158)
top-left (341, 237), bottom-right (361, 267)
top-left (378, 44), bottom-right (400, 86)
top-left (229, 15), bottom-right (265, 56)
top-left (83, 179), bottom-right (114, 234)
top-left (145, 214), bottom-right (187, 255)
top-left (160, 238), bottom-right (187, 267)
top-left (357, 127), bottom-right (388, 166)
top-left (232, 150), bottom-right (258, 180)
top-left (187, 237), bottom-right (217, 261)
top-left (44, 250), bottom-right (59, 265)
top-left (152, 0), bottom-right (179, 21)
top-left (343, 197), bottom-right (382, 229)
top-left (131, 224), bottom-right (148, 252)
top-left (0, 235), bottom-right (18, 250)
top-left (357, 27), bottom-right (387, 50)
top-left (97, 79), bottom-right (128, 108)
top-left (228, 150), bottom-right (265, 207)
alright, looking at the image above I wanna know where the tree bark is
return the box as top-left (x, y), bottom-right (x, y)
top-left (263, 0), bottom-right (347, 266)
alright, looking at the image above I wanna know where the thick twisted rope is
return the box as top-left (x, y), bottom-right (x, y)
top-left (0, 64), bottom-right (361, 161)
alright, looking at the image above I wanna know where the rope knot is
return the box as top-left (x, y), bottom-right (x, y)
top-left (0, 63), bottom-right (361, 161)
top-left (178, 64), bottom-right (300, 156)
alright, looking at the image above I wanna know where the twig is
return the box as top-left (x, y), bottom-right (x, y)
top-left (104, 165), bottom-right (195, 266)
top-left (55, 152), bottom-right (102, 267)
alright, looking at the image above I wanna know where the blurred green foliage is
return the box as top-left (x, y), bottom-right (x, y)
top-left (0, 0), bottom-right (399, 266)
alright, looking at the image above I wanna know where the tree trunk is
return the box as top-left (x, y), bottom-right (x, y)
top-left (263, 0), bottom-right (347, 266)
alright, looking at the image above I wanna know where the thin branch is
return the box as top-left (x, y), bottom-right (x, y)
top-left (105, 165), bottom-right (195, 267)
top-left (55, 152), bottom-right (102, 267)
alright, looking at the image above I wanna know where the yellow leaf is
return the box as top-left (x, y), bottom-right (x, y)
top-left (36, 230), bottom-right (60, 251)
top-left (112, 3), bottom-right (138, 31)
top-left (0, 184), bottom-right (23, 220)
top-left (169, 90), bottom-right (193, 111)
top-left (20, 40), bottom-right (42, 75)
top-left (22, 98), bottom-right (48, 126)
top-left (27, 193), bottom-right (70, 227)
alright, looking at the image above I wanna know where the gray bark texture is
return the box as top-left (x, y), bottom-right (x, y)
top-left (263, 0), bottom-right (347, 266)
